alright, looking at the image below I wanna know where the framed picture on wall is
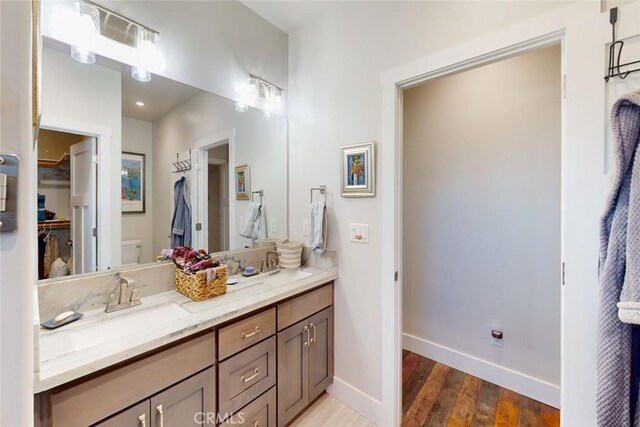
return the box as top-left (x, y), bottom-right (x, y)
top-left (235, 164), bottom-right (250, 200)
top-left (121, 152), bottom-right (145, 213)
top-left (341, 142), bottom-right (376, 197)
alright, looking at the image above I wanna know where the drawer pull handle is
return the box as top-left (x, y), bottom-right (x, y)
top-left (138, 414), bottom-right (146, 427)
top-left (241, 367), bottom-right (260, 383)
top-left (304, 326), bottom-right (309, 347)
top-left (156, 404), bottom-right (164, 427)
top-left (310, 322), bottom-right (316, 344)
top-left (241, 326), bottom-right (261, 339)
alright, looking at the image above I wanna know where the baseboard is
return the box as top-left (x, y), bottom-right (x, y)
top-left (327, 377), bottom-right (382, 425)
top-left (403, 333), bottom-right (560, 408)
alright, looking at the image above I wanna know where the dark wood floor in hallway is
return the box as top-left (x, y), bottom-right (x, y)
top-left (402, 350), bottom-right (560, 427)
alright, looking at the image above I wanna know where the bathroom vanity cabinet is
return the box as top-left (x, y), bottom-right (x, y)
top-left (34, 282), bottom-right (333, 427)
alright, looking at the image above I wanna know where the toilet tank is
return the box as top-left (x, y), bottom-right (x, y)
top-left (121, 239), bottom-right (142, 266)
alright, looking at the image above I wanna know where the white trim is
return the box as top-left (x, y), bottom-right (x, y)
top-left (194, 129), bottom-right (235, 251)
top-left (380, 2), bottom-right (602, 426)
top-left (327, 377), bottom-right (382, 425)
top-left (403, 333), bottom-right (560, 408)
top-left (40, 114), bottom-right (116, 272)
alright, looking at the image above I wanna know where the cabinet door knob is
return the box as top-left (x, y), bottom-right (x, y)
top-left (156, 404), bottom-right (164, 427)
top-left (138, 413), bottom-right (146, 427)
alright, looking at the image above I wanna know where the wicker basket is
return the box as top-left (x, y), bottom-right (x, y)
top-left (174, 264), bottom-right (228, 302)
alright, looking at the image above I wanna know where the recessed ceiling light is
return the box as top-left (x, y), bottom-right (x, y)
top-left (136, 101), bottom-right (145, 107)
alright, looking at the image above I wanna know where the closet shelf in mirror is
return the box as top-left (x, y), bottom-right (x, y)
top-left (38, 220), bottom-right (70, 230)
top-left (38, 153), bottom-right (70, 168)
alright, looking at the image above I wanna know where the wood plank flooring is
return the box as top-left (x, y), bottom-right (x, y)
top-left (402, 350), bottom-right (560, 427)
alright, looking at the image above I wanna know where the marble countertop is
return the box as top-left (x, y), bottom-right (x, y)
top-left (35, 266), bottom-right (337, 393)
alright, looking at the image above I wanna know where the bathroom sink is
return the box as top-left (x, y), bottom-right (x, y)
top-left (40, 302), bottom-right (190, 360)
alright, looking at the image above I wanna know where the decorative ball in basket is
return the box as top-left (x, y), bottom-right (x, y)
top-left (171, 247), bottom-right (227, 302)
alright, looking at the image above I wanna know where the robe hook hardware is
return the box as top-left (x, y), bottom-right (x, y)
top-left (171, 150), bottom-right (192, 173)
top-left (605, 7), bottom-right (640, 82)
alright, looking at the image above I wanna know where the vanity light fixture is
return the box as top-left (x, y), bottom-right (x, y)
top-left (234, 75), bottom-right (283, 117)
top-left (69, 1), bottom-right (100, 64)
top-left (132, 28), bottom-right (160, 83)
top-left (68, 1), bottom-right (161, 81)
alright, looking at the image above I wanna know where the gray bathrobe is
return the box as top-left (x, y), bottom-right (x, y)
top-left (171, 176), bottom-right (192, 248)
top-left (598, 91), bottom-right (640, 426)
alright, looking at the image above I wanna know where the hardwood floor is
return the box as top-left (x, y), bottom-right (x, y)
top-left (402, 350), bottom-right (560, 427)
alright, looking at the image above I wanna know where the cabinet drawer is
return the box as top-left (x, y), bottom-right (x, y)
top-left (218, 336), bottom-right (276, 415)
top-left (277, 283), bottom-right (333, 331)
top-left (218, 308), bottom-right (276, 360)
top-left (220, 386), bottom-right (276, 427)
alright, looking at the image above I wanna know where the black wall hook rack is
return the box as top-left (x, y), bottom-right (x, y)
top-left (605, 7), bottom-right (640, 82)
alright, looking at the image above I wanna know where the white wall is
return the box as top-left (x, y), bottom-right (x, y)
top-left (122, 117), bottom-right (154, 264)
top-left (0, 1), bottom-right (34, 425)
top-left (402, 46), bottom-right (561, 389)
top-left (152, 92), bottom-right (288, 256)
top-left (42, 47), bottom-right (122, 270)
top-left (287, 2), bottom-right (571, 412)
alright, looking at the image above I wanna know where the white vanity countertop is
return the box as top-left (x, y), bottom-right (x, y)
top-left (34, 266), bottom-right (337, 393)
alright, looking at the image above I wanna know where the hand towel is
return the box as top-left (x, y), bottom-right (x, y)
top-left (310, 201), bottom-right (327, 254)
top-left (171, 176), bottom-right (192, 248)
top-left (598, 90), bottom-right (640, 426)
top-left (240, 202), bottom-right (263, 240)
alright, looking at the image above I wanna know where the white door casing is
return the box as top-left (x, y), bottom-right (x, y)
top-left (381, 2), bottom-right (606, 426)
top-left (70, 137), bottom-right (97, 274)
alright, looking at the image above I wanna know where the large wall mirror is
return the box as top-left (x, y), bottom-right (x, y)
top-left (36, 39), bottom-right (288, 281)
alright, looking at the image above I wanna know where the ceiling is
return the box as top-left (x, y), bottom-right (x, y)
top-left (240, 1), bottom-right (331, 33)
top-left (121, 72), bottom-right (201, 122)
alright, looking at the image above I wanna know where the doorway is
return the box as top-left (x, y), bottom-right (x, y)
top-left (398, 43), bottom-right (562, 425)
top-left (206, 144), bottom-right (230, 253)
top-left (37, 129), bottom-right (98, 278)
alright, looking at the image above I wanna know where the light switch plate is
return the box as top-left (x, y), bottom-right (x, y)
top-left (303, 219), bottom-right (310, 236)
top-left (349, 223), bottom-right (369, 243)
top-left (270, 217), bottom-right (276, 233)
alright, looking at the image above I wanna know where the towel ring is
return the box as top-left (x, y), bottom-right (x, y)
top-left (310, 185), bottom-right (327, 203)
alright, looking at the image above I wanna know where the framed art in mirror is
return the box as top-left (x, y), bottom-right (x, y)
top-left (121, 152), bottom-right (145, 213)
top-left (235, 164), bottom-right (250, 200)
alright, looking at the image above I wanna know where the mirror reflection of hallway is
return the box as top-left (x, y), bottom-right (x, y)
top-left (206, 144), bottom-right (230, 253)
top-left (37, 129), bottom-right (98, 279)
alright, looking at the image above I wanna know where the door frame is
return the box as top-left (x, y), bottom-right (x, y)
top-left (379, 2), bottom-right (605, 425)
top-left (194, 129), bottom-right (235, 252)
top-left (39, 115), bottom-right (112, 272)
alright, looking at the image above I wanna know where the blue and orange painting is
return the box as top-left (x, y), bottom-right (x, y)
top-left (122, 159), bottom-right (142, 201)
top-left (347, 153), bottom-right (366, 186)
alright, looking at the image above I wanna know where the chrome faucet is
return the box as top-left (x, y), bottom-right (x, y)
top-left (106, 274), bottom-right (142, 313)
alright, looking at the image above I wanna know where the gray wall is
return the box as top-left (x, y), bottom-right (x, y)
top-left (402, 45), bottom-right (561, 385)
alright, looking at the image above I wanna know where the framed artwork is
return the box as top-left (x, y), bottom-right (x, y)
top-left (341, 142), bottom-right (376, 197)
top-left (235, 164), bottom-right (250, 200)
top-left (121, 152), bottom-right (145, 213)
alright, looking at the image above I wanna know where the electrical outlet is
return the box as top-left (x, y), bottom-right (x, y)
top-left (270, 217), bottom-right (276, 233)
top-left (349, 223), bottom-right (369, 243)
top-left (303, 219), bottom-right (310, 236)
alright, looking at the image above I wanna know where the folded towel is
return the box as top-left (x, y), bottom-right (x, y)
top-left (240, 202), bottom-right (263, 240)
top-left (310, 201), bottom-right (327, 254)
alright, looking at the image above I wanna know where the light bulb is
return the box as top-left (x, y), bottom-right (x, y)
top-left (70, 2), bottom-right (100, 64)
top-left (132, 28), bottom-right (159, 82)
top-left (235, 102), bottom-right (249, 113)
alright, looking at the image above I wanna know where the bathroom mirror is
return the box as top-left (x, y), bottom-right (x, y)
top-left (36, 40), bottom-right (288, 281)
